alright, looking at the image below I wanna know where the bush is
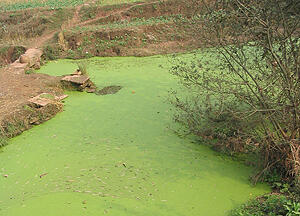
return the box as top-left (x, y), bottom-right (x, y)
top-left (230, 195), bottom-right (299, 216)
top-left (42, 45), bottom-right (60, 60)
top-left (171, 0), bottom-right (300, 182)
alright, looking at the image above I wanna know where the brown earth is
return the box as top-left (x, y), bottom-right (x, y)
top-left (0, 64), bottom-right (63, 143)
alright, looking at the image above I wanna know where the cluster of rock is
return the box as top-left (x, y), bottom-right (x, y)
top-left (61, 69), bottom-right (97, 93)
top-left (28, 93), bottom-right (68, 108)
top-left (10, 48), bottom-right (42, 72)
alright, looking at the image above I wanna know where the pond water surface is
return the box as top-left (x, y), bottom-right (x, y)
top-left (0, 55), bottom-right (270, 215)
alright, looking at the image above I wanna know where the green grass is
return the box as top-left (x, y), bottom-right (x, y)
top-left (72, 15), bottom-right (178, 33)
top-left (230, 194), bottom-right (300, 216)
top-left (0, 0), bottom-right (149, 12)
top-left (96, 0), bottom-right (147, 6)
top-left (0, 0), bottom-right (85, 11)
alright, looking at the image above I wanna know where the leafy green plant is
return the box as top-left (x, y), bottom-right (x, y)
top-left (43, 45), bottom-right (60, 60)
top-left (25, 68), bottom-right (34, 74)
top-left (0, 131), bottom-right (8, 147)
top-left (0, 0), bottom-right (84, 12)
top-left (76, 60), bottom-right (89, 75)
top-left (230, 195), bottom-right (294, 216)
top-left (284, 201), bottom-right (300, 216)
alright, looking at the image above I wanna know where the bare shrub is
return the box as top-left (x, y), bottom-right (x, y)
top-left (171, 0), bottom-right (300, 182)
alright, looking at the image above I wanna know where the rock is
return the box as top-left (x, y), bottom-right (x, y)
top-left (33, 61), bottom-right (41, 70)
top-left (61, 75), bottom-right (90, 85)
top-left (55, 94), bottom-right (68, 101)
top-left (19, 55), bottom-right (31, 64)
top-left (18, 48), bottom-right (42, 70)
top-left (28, 93), bottom-right (66, 108)
top-left (71, 69), bottom-right (82, 76)
top-left (61, 74), bottom-right (96, 92)
top-left (86, 88), bottom-right (96, 93)
top-left (58, 32), bottom-right (68, 51)
top-left (28, 94), bottom-right (54, 107)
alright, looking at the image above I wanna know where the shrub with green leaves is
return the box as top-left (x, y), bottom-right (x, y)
top-left (230, 195), bottom-right (300, 216)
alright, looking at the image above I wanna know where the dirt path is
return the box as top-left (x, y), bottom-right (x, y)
top-left (78, 1), bottom-right (159, 27)
top-left (29, 0), bottom-right (159, 49)
top-left (30, 3), bottom-right (85, 48)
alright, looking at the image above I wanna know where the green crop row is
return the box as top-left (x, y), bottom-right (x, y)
top-left (0, 0), bottom-right (85, 12)
top-left (72, 15), bottom-right (180, 32)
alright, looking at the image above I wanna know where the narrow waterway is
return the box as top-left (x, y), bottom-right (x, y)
top-left (0, 54), bottom-right (270, 215)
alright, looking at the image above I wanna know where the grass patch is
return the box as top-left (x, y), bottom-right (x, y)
top-left (76, 60), bottom-right (89, 75)
top-left (96, 0), bottom-right (147, 6)
top-left (0, 0), bottom-right (85, 12)
top-left (40, 93), bottom-right (55, 100)
top-left (73, 15), bottom-right (177, 32)
top-left (0, 132), bottom-right (8, 147)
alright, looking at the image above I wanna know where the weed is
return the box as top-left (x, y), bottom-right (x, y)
top-left (43, 45), bottom-right (60, 60)
top-left (76, 60), bottom-right (89, 75)
top-left (229, 195), bottom-right (299, 216)
top-left (25, 68), bottom-right (35, 74)
top-left (0, 130), bottom-right (8, 147)
top-left (284, 201), bottom-right (300, 216)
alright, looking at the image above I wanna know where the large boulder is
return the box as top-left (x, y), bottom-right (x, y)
top-left (19, 48), bottom-right (43, 68)
top-left (19, 55), bottom-right (31, 64)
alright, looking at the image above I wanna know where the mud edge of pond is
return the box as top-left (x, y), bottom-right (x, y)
top-left (0, 102), bottom-right (63, 145)
top-left (0, 49), bottom-right (94, 148)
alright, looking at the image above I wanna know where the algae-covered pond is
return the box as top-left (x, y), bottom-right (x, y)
top-left (0, 54), bottom-right (270, 215)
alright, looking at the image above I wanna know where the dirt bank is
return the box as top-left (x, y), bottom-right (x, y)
top-left (0, 50), bottom-right (64, 146)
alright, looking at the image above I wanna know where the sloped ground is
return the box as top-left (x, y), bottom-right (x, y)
top-left (0, 48), bottom-right (63, 144)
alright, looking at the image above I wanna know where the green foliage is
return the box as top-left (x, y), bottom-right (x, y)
top-left (11, 46), bottom-right (26, 62)
top-left (42, 45), bottom-right (60, 60)
top-left (230, 195), bottom-right (300, 216)
top-left (73, 15), bottom-right (177, 32)
top-left (25, 68), bottom-right (35, 74)
top-left (80, 5), bottom-right (97, 21)
top-left (0, 132), bottom-right (8, 147)
top-left (285, 201), bottom-right (300, 216)
top-left (0, 0), bottom-right (84, 12)
top-left (76, 60), bottom-right (89, 75)
top-left (171, 0), bottom-right (300, 182)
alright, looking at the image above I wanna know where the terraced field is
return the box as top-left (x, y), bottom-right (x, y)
top-left (0, 0), bottom-right (146, 11)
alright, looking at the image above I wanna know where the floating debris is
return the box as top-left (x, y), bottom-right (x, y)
top-left (95, 86), bottom-right (122, 95)
top-left (40, 173), bottom-right (48, 178)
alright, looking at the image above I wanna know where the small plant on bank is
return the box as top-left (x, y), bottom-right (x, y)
top-left (230, 195), bottom-right (300, 216)
top-left (25, 68), bottom-right (34, 74)
top-left (76, 60), bottom-right (89, 76)
top-left (285, 201), bottom-right (300, 216)
top-left (0, 131), bottom-right (7, 147)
